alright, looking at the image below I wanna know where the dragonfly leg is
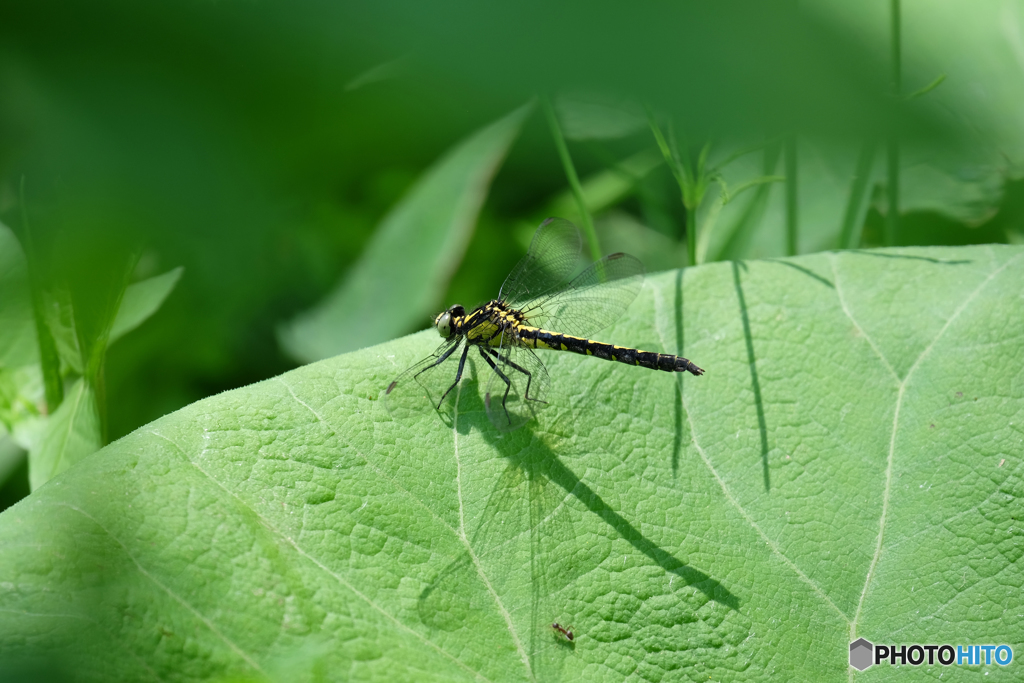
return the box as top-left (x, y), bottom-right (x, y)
top-left (412, 339), bottom-right (462, 382)
top-left (435, 343), bottom-right (471, 408)
top-left (390, 339), bottom-right (462, 396)
top-left (478, 347), bottom-right (514, 425)
top-left (485, 348), bottom-right (545, 405)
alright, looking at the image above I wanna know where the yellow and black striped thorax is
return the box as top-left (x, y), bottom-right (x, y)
top-left (446, 300), bottom-right (703, 375)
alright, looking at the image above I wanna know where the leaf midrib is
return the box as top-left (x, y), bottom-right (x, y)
top-left (451, 381), bottom-right (534, 680)
top-left (848, 248), bottom-right (1022, 646)
top-left (148, 413), bottom-right (495, 683)
top-left (641, 249), bottom-right (1022, 682)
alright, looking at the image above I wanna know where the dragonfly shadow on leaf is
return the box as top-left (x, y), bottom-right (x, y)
top-left (732, 261), bottom-right (770, 493)
top-left (417, 432), bottom-right (583, 677)
top-left (492, 429), bottom-right (740, 611)
top-left (846, 250), bottom-right (972, 265)
top-left (763, 259), bottom-right (836, 289)
top-left (385, 348), bottom-right (546, 435)
top-left (418, 420), bottom-right (739, 677)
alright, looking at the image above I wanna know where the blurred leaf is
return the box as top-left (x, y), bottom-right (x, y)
top-left (41, 287), bottom-right (84, 377)
top-left (0, 221), bottom-right (44, 449)
top-left (594, 211), bottom-right (689, 271)
top-left (695, 191), bottom-right (726, 265)
top-left (554, 91), bottom-right (646, 140)
top-left (894, 161), bottom-right (1003, 226)
top-left (0, 222), bottom-right (38, 371)
top-left (1, 244), bottom-right (1021, 680)
top-left (279, 104), bottom-right (532, 363)
top-left (373, 0), bottom-right (942, 141)
top-left (0, 364), bottom-right (44, 452)
top-left (2, 223), bottom-right (129, 489)
top-left (814, 1), bottom-right (1019, 224)
top-left (1, 251), bottom-right (175, 492)
top-left (547, 148), bottom-right (662, 223)
top-left (0, 436), bottom-right (25, 490)
top-left (344, 58), bottom-right (407, 92)
top-left (27, 377), bottom-right (100, 491)
top-left (65, 248), bottom-right (137, 387)
top-left (709, 134), bottom-right (1005, 259)
top-left (710, 142), bottom-right (783, 261)
top-left (899, 1), bottom-right (1024, 163)
top-left (108, 266), bottom-right (183, 346)
top-left (710, 138), bottom-right (883, 259)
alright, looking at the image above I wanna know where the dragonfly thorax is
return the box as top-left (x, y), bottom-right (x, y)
top-left (434, 305), bottom-right (465, 338)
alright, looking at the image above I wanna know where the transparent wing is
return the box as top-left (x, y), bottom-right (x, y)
top-left (519, 252), bottom-right (644, 340)
top-left (417, 457), bottom-right (579, 673)
top-left (499, 218), bottom-right (582, 308)
top-left (481, 331), bottom-right (551, 431)
top-left (383, 336), bottom-right (466, 425)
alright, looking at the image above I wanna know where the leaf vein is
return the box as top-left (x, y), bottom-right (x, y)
top-left (451, 382), bottom-right (534, 681)
top-left (149, 428), bottom-right (493, 683)
top-left (829, 253), bottom-right (900, 383)
top-left (651, 283), bottom-right (849, 622)
top-left (851, 251), bottom-right (1024, 640)
top-left (275, 378), bottom-right (460, 539)
top-left (53, 501), bottom-right (266, 677)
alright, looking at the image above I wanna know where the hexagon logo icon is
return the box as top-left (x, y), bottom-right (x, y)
top-left (850, 638), bottom-right (873, 671)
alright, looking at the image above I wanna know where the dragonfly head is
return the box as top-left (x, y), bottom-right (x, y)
top-left (434, 305), bottom-right (465, 338)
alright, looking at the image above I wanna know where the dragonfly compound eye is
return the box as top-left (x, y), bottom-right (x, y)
top-left (435, 312), bottom-right (452, 338)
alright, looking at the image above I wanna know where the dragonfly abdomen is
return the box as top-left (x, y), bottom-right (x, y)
top-left (520, 327), bottom-right (704, 376)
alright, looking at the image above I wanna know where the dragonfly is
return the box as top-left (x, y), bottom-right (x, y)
top-left (384, 217), bottom-right (704, 430)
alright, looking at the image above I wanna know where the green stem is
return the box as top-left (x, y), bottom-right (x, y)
top-left (685, 205), bottom-right (697, 267)
top-left (646, 108), bottom-right (687, 192)
top-left (906, 73), bottom-right (945, 100)
top-left (886, 140), bottom-right (899, 247)
top-left (646, 109), bottom-right (696, 266)
top-left (784, 134), bottom-right (798, 257)
top-left (838, 141), bottom-right (877, 249)
top-left (84, 251), bottom-right (138, 445)
top-left (542, 96), bottom-right (601, 263)
top-left (891, 0), bottom-right (902, 95)
top-left (19, 178), bottom-right (64, 413)
top-left (885, 0), bottom-right (901, 247)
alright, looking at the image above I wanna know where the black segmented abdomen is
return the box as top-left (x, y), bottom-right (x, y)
top-left (523, 328), bottom-right (704, 376)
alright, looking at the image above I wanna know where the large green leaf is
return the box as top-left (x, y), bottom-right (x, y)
top-left (278, 104), bottom-right (532, 363)
top-left (1, 244), bottom-right (1021, 681)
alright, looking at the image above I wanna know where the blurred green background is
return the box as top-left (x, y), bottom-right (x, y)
top-left (2, 0), bottom-right (1023, 510)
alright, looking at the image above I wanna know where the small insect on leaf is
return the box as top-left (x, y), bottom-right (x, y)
top-left (551, 622), bottom-right (574, 642)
